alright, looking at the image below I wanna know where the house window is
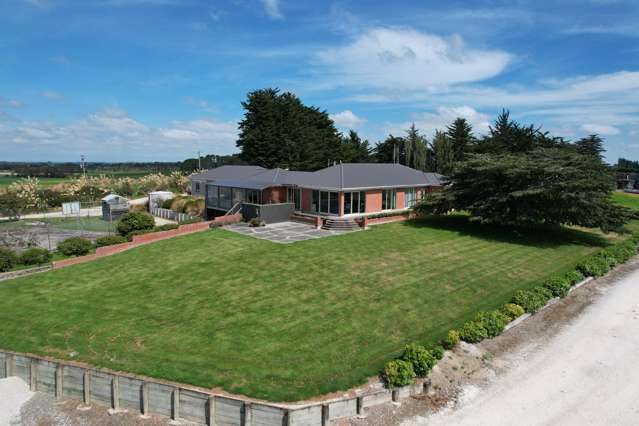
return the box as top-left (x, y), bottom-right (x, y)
top-left (382, 189), bottom-right (396, 210)
top-left (329, 192), bottom-right (339, 215)
top-left (195, 182), bottom-right (201, 193)
top-left (247, 189), bottom-right (261, 204)
top-left (404, 188), bottom-right (418, 208)
top-left (343, 191), bottom-right (366, 214)
top-left (312, 190), bottom-right (319, 212)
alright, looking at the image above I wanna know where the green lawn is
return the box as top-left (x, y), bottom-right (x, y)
top-left (612, 191), bottom-right (639, 211)
top-left (0, 216), bottom-right (614, 401)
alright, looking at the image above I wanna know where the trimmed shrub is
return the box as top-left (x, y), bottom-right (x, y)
top-left (400, 344), bottom-right (435, 377)
top-left (543, 276), bottom-right (571, 298)
top-left (19, 247), bottom-right (52, 265)
top-left (576, 256), bottom-right (610, 277)
top-left (511, 286), bottom-right (553, 313)
top-left (57, 237), bottom-right (92, 256)
top-left (384, 359), bottom-right (415, 389)
top-left (161, 198), bottom-right (174, 209)
top-left (179, 217), bottom-right (203, 225)
top-left (0, 247), bottom-right (18, 272)
top-left (475, 310), bottom-right (509, 338)
top-left (442, 330), bottom-right (460, 349)
top-left (564, 270), bottom-right (585, 286)
top-left (154, 224), bottom-right (179, 232)
top-left (429, 345), bottom-right (444, 360)
top-left (116, 211), bottom-right (155, 236)
top-left (501, 303), bottom-right (525, 321)
top-left (127, 229), bottom-right (156, 239)
top-left (95, 235), bottom-right (128, 247)
top-left (459, 320), bottom-right (488, 343)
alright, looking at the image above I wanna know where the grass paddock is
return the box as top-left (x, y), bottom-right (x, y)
top-left (0, 216), bottom-right (615, 401)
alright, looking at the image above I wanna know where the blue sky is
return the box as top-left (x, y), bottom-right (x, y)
top-left (1, 0), bottom-right (638, 163)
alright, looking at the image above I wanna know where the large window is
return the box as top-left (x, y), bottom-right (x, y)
top-left (404, 188), bottom-right (418, 208)
top-left (313, 190), bottom-right (340, 215)
top-left (206, 184), bottom-right (219, 206)
top-left (343, 191), bottom-right (366, 214)
top-left (246, 189), bottom-right (261, 204)
top-left (287, 187), bottom-right (301, 210)
top-left (382, 189), bottom-right (396, 210)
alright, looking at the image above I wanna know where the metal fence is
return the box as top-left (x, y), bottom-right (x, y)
top-left (150, 207), bottom-right (194, 223)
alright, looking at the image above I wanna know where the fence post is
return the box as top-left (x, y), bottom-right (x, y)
top-left (356, 396), bottom-right (364, 416)
top-left (321, 404), bottom-right (329, 426)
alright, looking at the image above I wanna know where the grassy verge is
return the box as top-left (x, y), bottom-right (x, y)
top-left (0, 215), bottom-right (617, 401)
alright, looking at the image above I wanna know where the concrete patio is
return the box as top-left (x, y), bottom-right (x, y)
top-left (226, 221), bottom-right (357, 243)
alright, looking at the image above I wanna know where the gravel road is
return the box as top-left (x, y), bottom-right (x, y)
top-left (404, 264), bottom-right (639, 426)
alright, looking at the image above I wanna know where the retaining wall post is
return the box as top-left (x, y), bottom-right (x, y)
top-left (142, 382), bottom-right (149, 415)
top-left (55, 365), bottom-right (63, 399)
top-left (391, 389), bottom-right (399, 402)
top-left (321, 404), bottom-right (329, 426)
top-left (243, 402), bottom-right (252, 426)
top-left (207, 395), bottom-right (216, 426)
top-left (172, 388), bottom-right (180, 420)
top-left (29, 361), bottom-right (37, 391)
top-left (83, 371), bottom-right (91, 405)
top-left (5, 354), bottom-right (13, 377)
top-left (356, 396), bottom-right (364, 415)
top-left (112, 376), bottom-right (120, 410)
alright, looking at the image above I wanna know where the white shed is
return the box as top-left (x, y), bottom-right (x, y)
top-left (149, 191), bottom-right (174, 209)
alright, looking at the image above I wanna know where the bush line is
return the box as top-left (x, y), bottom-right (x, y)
top-left (383, 233), bottom-right (639, 390)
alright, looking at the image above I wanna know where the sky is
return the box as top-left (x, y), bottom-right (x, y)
top-left (0, 0), bottom-right (638, 163)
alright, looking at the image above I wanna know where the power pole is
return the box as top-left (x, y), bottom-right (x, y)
top-left (197, 151), bottom-right (202, 170)
top-left (80, 155), bottom-right (87, 178)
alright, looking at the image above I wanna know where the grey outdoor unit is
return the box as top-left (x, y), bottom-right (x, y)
top-left (101, 194), bottom-right (129, 221)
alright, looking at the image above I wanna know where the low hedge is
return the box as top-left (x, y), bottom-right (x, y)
top-left (442, 330), bottom-right (460, 349)
top-left (511, 286), bottom-right (553, 313)
top-left (19, 248), bottom-right (52, 265)
top-left (154, 223), bottom-right (179, 232)
top-left (57, 237), bottom-right (92, 257)
top-left (0, 247), bottom-right (18, 272)
top-left (179, 217), bottom-right (203, 224)
top-left (384, 359), bottom-right (415, 389)
top-left (500, 303), bottom-right (525, 320)
top-left (543, 276), bottom-right (572, 298)
top-left (400, 344), bottom-right (435, 378)
top-left (95, 235), bottom-right (128, 247)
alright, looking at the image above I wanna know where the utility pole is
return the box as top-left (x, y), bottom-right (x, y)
top-left (197, 151), bottom-right (202, 170)
top-left (80, 155), bottom-right (87, 178)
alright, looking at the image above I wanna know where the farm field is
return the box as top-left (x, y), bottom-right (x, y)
top-left (0, 215), bottom-right (618, 402)
top-left (612, 191), bottom-right (639, 211)
top-left (0, 169), bottom-right (171, 188)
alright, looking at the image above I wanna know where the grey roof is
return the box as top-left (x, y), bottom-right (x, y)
top-left (190, 165), bottom-right (266, 181)
top-left (191, 163), bottom-right (444, 190)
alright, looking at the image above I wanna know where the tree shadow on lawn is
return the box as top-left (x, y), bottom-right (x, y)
top-left (402, 214), bottom-right (611, 249)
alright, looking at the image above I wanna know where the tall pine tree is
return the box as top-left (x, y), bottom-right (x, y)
top-left (446, 118), bottom-right (474, 161)
top-left (236, 88), bottom-right (342, 170)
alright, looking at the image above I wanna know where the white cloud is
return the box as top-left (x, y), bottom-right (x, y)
top-left (41, 90), bottom-right (64, 100)
top-left (312, 27), bottom-right (512, 91)
top-left (329, 110), bottom-right (366, 129)
top-left (385, 106), bottom-right (490, 140)
top-left (581, 123), bottom-right (621, 135)
top-left (0, 107), bottom-right (238, 161)
top-left (261, 0), bottom-right (284, 20)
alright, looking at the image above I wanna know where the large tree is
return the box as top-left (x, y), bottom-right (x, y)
top-left (446, 118), bottom-right (474, 161)
top-left (404, 124), bottom-right (429, 171)
top-left (575, 134), bottom-right (605, 161)
top-left (340, 130), bottom-right (373, 163)
top-left (430, 131), bottom-right (454, 175)
top-left (236, 88), bottom-right (342, 170)
top-left (415, 148), bottom-right (632, 232)
top-left (375, 135), bottom-right (405, 164)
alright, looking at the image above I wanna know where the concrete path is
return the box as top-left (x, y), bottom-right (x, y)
top-left (227, 221), bottom-right (355, 243)
top-left (405, 267), bottom-right (639, 426)
top-left (0, 377), bottom-right (33, 426)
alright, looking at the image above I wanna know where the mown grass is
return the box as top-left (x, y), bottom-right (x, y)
top-left (0, 216), bottom-right (616, 401)
top-left (613, 191), bottom-right (639, 211)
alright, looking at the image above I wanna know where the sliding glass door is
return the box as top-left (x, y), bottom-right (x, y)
top-left (343, 191), bottom-right (366, 215)
top-left (312, 190), bottom-right (340, 215)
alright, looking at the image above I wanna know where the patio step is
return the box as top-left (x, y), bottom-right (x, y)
top-left (321, 218), bottom-right (360, 231)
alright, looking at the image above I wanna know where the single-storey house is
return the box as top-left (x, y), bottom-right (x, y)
top-left (190, 163), bottom-right (444, 224)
